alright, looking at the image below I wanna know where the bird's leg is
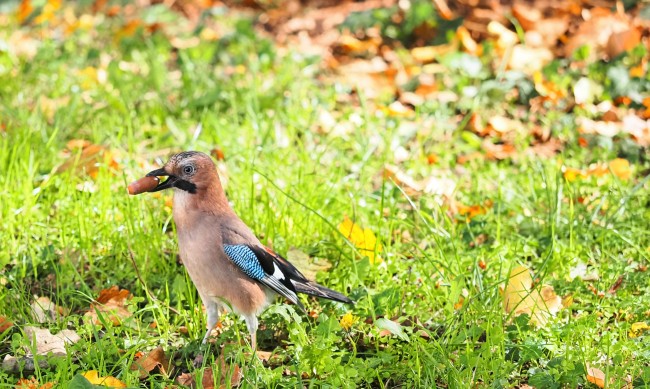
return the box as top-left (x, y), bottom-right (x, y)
top-left (194, 300), bottom-right (220, 368)
top-left (202, 301), bottom-right (221, 344)
top-left (244, 314), bottom-right (258, 351)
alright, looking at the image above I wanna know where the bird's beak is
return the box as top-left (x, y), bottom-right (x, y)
top-left (146, 168), bottom-right (176, 192)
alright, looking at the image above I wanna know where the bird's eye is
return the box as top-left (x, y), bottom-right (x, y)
top-left (183, 165), bottom-right (195, 175)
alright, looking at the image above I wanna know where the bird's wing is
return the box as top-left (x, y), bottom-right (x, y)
top-left (253, 245), bottom-right (353, 304)
top-left (223, 244), bottom-right (304, 310)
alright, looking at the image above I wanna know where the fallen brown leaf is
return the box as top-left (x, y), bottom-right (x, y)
top-left (130, 346), bottom-right (170, 379)
top-left (176, 355), bottom-right (242, 388)
top-left (586, 364), bottom-right (606, 388)
top-left (84, 286), bottom-right (133, 326)
top-left (30, 296), bottom-right (68, 324)
top-left (55, 141), bottom-right (119, 179)
top-left (0, 316), bottom-right (13, 332)
top-left (15, 377), bottom-right (55, 389)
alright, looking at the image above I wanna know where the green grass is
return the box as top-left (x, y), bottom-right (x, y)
top-left (1, 3), bottom-right (650, 388)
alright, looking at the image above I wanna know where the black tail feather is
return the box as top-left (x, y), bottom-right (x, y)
top-left (293, 281), bottom-right (353, 304)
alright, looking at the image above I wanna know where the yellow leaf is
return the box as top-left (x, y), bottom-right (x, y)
top-left (34, 0), bottom-right (62, 24)
top-left (411, 44), bottom-right (455, 63)
top-left (629, 321), bottom-right (650, 338)
top-left (457, 26), bottom-right (480, 56)
top-left (503, 265), bottom-right (562, 326)
top-left (338, 216), bottom-right (382, 264)
top-left (339, 312), bottom-right (357, 331)
top-left (562, 167), bottom-right (586, 182)
top-left (610, 158), bottom-right (631, 180)
top-left (82, 371), bottom-right (126, 388)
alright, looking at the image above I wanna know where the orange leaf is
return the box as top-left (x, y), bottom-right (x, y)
top-left (17, 0), bottom-right (33, 24)
top-left (130, 346), bottom-right (170, 379)
top-left (55, 141), bottom-right (119, 179)
top-left (586, 365), bottom-right (606, 388)
top-left (0, 316), bottom-right (13, 332)
top-left (457, 204), bottom-right (487, 220)
top-left (15, 377), bottom-right (55, 389)
top-left (84, 286), bottom-right (133, 326)
top-left (609, 158), bottom-right (631, 180)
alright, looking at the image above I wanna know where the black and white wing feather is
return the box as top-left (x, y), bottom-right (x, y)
top-left (223, 244), bottom-right (304, 310)
top-left (223, 244), bottom-right (353, 308)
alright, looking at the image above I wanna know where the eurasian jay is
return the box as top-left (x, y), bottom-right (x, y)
top-left (143, 151), bottom-right (352, 349)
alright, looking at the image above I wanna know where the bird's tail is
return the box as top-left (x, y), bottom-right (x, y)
top-left (293, 281), bottom-right (353, 304)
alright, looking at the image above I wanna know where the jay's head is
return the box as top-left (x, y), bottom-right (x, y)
top-left (146, 151), bottom-right (218, 194)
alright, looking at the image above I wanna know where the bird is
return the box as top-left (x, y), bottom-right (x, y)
top-left (142, 151), bottom-right (352, 349)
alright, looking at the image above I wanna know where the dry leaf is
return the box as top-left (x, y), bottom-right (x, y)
top-left (84, 286), bottom-right (133, 326)
top-left (586, 364), bottom-right (606, 388)
top-left (82, 370), bottom-right (126, 388)
top-left (30, 296), bottom-right (68, 324)
top-left (564, 12), bottom-right (631, 60)
top-left (175, 355), bottom-right (242, 388)
top-left (383, 165), bottom-right (456, 201)
top-left (338, 216), bottom-right (382, 264)
top-left (503, 265), bottom-right (562, 326)
top-left (483, 141), bottom-right (517, 160)
top-left (457, 203), bottom-right (489, 220)
top-left (17, 0), bottom-right (34, 24)
top-left (457, 26), bottom-right (480, 56)
top-left (411, 44), bottom-right (455, 63)
top-left (15, 377), bottom-right (55, 389)
top-left (487, 116), bottom-right (521, 135)
top-left (286, 248), bottom-right (331, 280)
top-left (487, 21), bottom-right (518, 52)
top-left (381, 101), bottom-right (413, 117)
top-left (0, 316), bottom-right (13, 332)
top-left (130, 346), bottom-right (170, 379)
top-left (3, 327), bottom-right (80, 373)
top-left (606, 27), bottom-right (641, 59)
top-left (578, 118), bottom-right (621, 137)
top-left (55, 141), bottom-right (119, 179)
top-left (26, 326), bottom-right (80, 356)
top-left (34, 0), bottom-right (62, 25)
top-left (622, 114), bottom-right (650, 146)
top-left (508, 45), bottom-right (553, 74)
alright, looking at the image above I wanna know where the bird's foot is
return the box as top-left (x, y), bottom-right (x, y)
top-left (192, 352), bottom-right (204, 368)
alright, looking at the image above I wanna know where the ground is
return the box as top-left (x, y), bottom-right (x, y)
top-left (0, 0), bottom-right (649, 387)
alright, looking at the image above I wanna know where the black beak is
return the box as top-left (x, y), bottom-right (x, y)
top-left (146, 168), bottom-right (177, 192)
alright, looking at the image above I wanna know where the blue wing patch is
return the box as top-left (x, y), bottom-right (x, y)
top-left (223, 245), bottom-right (266, 280)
